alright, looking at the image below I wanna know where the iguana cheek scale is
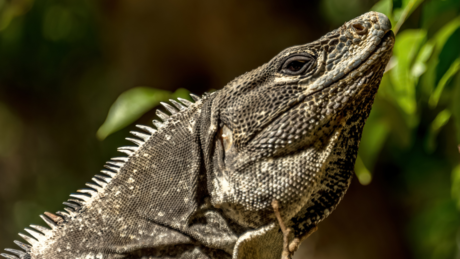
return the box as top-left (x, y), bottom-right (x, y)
top-left (2, 11), bottom-right (394, 259)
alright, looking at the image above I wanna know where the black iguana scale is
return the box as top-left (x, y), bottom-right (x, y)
top-left (1, 11), bottom-right (394, 259)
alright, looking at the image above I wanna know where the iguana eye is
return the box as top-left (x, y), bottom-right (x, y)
top-left (286, 60), bottom-right (306, 72)
top-left (280, 55), bottom-right (316, 75)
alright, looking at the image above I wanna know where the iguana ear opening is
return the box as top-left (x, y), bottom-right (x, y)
top-left (214, 124), bottom-right (238, 174)
top-left (220, 125), bottom-right (233, 152)
top-left (199, 92), bottom-right (228, 206)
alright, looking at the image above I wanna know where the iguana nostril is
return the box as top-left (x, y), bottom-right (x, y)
top-left (352, 23), bottom-right (368, 35)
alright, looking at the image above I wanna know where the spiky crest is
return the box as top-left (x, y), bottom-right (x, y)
top-left (1, 94), bottom-right (202, 259)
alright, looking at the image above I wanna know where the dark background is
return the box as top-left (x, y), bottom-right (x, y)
top-left (0, 0), bottom-right (459, 258)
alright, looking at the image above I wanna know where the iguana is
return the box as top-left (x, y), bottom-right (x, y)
top-left (2, 11), bottom-right (394, 259)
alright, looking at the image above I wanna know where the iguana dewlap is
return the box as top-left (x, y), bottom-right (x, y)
top-left (2, 11), bottom-right (394, 259)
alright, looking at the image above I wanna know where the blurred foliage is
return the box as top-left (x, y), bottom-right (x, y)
top-left (0, 0), bottom-right (460, 258)
top-left (0, 0), bottom-right (108, 247)
top-left (0, 102), bottom-right (22, 157)
top-left (364, 0), bottom-right (460, 258)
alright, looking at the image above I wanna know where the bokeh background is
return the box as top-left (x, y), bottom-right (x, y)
top-left (0, 0), bottom-right (459, 258)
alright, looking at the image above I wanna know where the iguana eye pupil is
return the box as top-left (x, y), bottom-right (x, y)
top-left (287, 60), bottom-right (306, 72)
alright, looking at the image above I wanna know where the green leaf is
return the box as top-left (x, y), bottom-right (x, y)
top-left (359, 101), bottom-right (391, 166)
top-left (422, 17), bottom-right (460, 96)
top-left (425, 109), bottom-right (451, 152)
top-left (432, 16), bottom-right (460, 51)
top-left (171, 88), bottom-right (192, 101)
top-left (393, 0), bottom-right (425, 34)
top-left (97, 87), bottom-right (172, 140)
top-left (421, 0), bottom-right (460, 32)
top-left (429, 58), bottom-right (460, 108)
top-left (373, 77), bottom-right (413, 147)
top-left (389, 29), bottom-right (426, 118)
top-left (452, 72), bottom-right (460, 143)
top-left (435, 28), bottom-right (460, 87)
top-left (354, 156), bottom-right (372, 185)
top-left (411, 41), bottom-right (434, 78)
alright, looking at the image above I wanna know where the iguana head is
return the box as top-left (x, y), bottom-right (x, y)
top-left (2, 11), bottom-right (394, 259)
top-left (205, 11), bottom-right (394, 227)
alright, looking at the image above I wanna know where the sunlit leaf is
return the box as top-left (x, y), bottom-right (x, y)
top-left (389, 29), bottom-right (426, 119)
top-left (373, 77), bottom-right (413, 147)
top-left (359, 99), bottom-right (391, 166)
top-left (425, 109), bottom-right (451, 152)
top-left (411, 41), bottom-right (434, 78)
top-left (97, 87), bottom-right (172, 140)
top-left (429, 58), bottom-right (460, 108)
top-left (371, 0), bottom-right (392, 16)
top-left (360, 120), bottom-right (389, 162)
top-left (354, 155), bottom-right (372, 185)
top-left (392, 9), bottom-right (403, 25)
top-left (171, 88), bottom-right (192, 101)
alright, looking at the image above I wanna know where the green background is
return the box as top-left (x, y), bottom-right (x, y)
top-left (0, 0), bottom-right (459, 258)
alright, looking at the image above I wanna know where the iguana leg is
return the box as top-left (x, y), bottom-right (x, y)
top-left (272, 200), bottom-right (318, 259)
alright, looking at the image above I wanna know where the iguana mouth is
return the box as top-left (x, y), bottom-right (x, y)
top-left (350, 29), bottom-right (394, 74)
top-left (302, 28), bottom-right (395, 98)
top-left (304, 27), bottom-right (396, 107)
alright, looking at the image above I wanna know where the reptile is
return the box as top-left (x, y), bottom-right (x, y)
top-left (1, 11), bottom-right (394, 259)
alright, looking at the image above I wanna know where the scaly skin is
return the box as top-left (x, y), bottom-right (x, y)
top-left (2, 12), bottom-right (394, 259)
